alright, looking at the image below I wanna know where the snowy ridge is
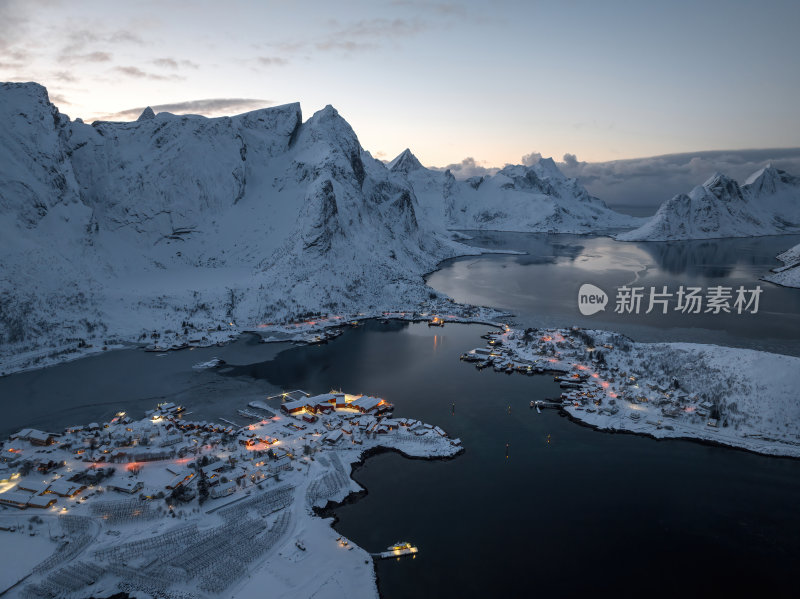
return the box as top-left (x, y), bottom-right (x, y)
top-left (0, 82), bottom-right (475, 371)
top-left (618, 167), bottom-right (800, 241)
top-left (0, 82), bottom-right (647, 373)
top-left (389, 150), bottom-right (645, 233)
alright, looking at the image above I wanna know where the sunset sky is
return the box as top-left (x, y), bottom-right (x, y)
top-left (2, 0), bottom-right (799, 173)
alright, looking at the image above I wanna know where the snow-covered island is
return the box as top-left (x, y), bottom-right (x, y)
top-left (463, 327), bottom-right (800, 457)
top-left (0, 392), bottom-right (461, 598)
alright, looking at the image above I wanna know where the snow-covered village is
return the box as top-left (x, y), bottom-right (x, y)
top-left (0, 389), bottom-right (460, 597)
top-left (462, 326), bottom-right (800, 457)
top-left (2, 1), bottom-right (800, 597)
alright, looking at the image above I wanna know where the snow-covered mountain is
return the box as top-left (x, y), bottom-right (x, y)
top-left (0, 82), bottom-right (476, 369)
top-left (617, 167), bottom-right (800, 241)
top-left (0, 82), bottom-right (645, 370)
top-left (387, 149), bottom-right (644, 233)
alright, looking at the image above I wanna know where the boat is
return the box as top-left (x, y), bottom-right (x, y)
top-left (380, 541), bottom-right (418, 559)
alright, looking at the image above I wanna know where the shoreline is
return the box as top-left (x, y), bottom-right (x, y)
top-left (557, 408), bottom-right (800, 462)
top-left (1, 392), bottom-right (463, 598)
top-left (466, 326), bottom-right (800, 459)
top-left (312, 444), bottom-right (466, 599)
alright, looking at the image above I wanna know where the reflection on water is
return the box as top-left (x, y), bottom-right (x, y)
top-left (228, 321), bottom-right (800, 598)
top-left (428, 232), bottom-right (800, 355)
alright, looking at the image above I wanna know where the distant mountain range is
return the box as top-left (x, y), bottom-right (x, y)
top-left (617, 167), bottom-right (800, 241)
top-left (387, 148), bottom-right (642, 233)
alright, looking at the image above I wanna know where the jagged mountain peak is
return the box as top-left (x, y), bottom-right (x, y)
top-left (137, 106), bottom-right (156, 121)
top-left (301, 104), bottom-right (358, 142)
top-left (700, 172), bottom-right (744, 202)
top-left (387, 148), bottom-right (424, 173)
top-left (531, 156), bottom-right (565, 180)
top-left (620, 166), bottom-right (800, 241)
top-left (0, 81), bottom-right (50, 102)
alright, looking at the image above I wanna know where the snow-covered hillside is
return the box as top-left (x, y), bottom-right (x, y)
top-left (387, 149), bottom-right (644, 233)
top-left (618, 167), bottom-right (800, 241)
top-left (0, 82), bottom-right (480, 370)
top-left (764, 241), bottom-right (800, 288)
top-left (0, 83), bottom-right (650, 371)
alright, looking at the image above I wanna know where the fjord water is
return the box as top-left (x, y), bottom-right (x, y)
top-left (229, 320), bottom-right (800, 597)
top-left (427, 232), bottom-right (800, 355)
top-left (2, 232), bottom-right (799, 597)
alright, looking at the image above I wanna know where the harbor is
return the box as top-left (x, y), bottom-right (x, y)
top-left (0, 369), bottom-right (461, 597)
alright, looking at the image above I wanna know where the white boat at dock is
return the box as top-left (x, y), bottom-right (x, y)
top-left (379, 541), bottom-right (418, 559)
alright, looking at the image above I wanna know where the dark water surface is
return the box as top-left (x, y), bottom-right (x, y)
top-left (226, 321), bottom-right (800, 598)
top-left (0, 335), bottom-right (286, 439)
top-left (427, 232), bottom-right (800, 355)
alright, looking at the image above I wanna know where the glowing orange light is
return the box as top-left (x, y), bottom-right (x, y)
top-left (601, 381), bottom-right (610, 389)
top-left (591, 373), bottom-right (599, 379)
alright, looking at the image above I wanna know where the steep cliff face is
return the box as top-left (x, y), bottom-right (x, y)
top-left (618, 167), bottom-right (800, 241)
top-left (0, 83), bottom-right (465, 366)
top-left (387, 150), bottom-right (644, 233)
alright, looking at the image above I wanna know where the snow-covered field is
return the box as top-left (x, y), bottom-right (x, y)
top-left (465, 327), bottom-right (800, 457)
top-left (0, 392), bottom-right (461, 598)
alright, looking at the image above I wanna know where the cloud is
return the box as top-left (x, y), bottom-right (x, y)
top-left (51, 70), bottom-right (78, 82)
top-left (73, 51), bottom-right (112, 62)
top-left (390, 1), bottom-right (469, 18)
top-left (562, 152), bottom-right (579, 167)
top-left (152, 57), bottom-right (200, 69)
top-left (316, 17), bottom-right (425, 52)
top-left (48, 93), bottom-right (70, 105)
top-left (113, 65), bottom-right (177, 81)
top-left (520, 151), bottom-right (543, 166)
top-left (556, 148), bottom-right (800, 207)
top-left (432, 157), bottom-right (499, 178)
top-left (59, 28), bottom-right (141, 63)
top-left (0, 1), bottom-right (35, 73)
top-left (263, 15), bottom-right (429, 57)
top-left (94, 98), bottom-right (273, 121)
top-left (256, 56), bottom-right (288, 66)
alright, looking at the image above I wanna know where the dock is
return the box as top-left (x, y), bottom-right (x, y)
top-left (532, 400), bottom-right (563, 410)
top-left (376, 541), bottom-right (419, 559)
top-left (378, 546), bottom-right (418, 559)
